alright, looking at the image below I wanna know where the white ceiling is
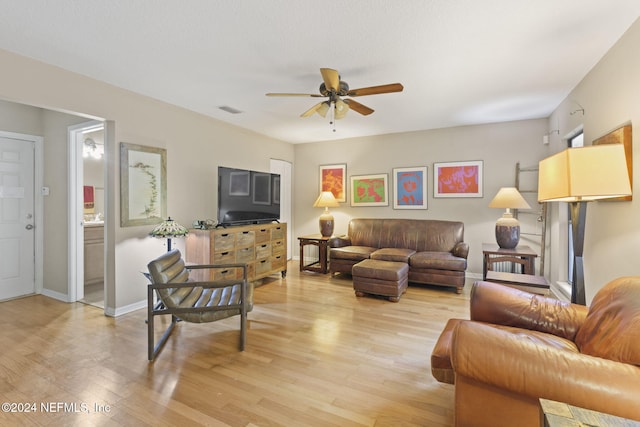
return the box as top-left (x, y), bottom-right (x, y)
top-left (1, 1), bottom-right (639, 144)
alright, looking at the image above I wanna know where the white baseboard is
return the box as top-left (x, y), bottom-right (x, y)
top-left (104, 299), bottom-right (147, 317)
top-left (41, 288), bottom-right (71, 302)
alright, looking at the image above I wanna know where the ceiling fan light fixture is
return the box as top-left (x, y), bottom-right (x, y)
top-left (335, 99), bottom-right (349, 120)
top-left (317, 101), bottom-right (330, 118)
top-left (267, 68), bottom-right (402, 122)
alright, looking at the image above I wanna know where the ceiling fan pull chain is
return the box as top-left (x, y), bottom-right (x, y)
top-left (330, 102), bottom-right (336, 132)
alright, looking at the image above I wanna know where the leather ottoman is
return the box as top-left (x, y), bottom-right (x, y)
top-left (352, 259), bottom-right (409, 302)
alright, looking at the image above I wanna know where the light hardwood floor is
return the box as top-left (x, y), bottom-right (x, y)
top-left (0, 261), bottom-right (472, 426)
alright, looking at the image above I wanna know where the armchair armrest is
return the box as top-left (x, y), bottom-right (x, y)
top-left (470, 280), bottom-right (588, 340)
top-left (452, 242), bottom-right (469, 259)
top-left (451, 321), bottom-right (640, 421)
top-left (329, 235), bottom-right (351, 248)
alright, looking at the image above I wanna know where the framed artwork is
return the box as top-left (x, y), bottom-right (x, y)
top-left (229, 171), bottom-right (250, 196)
top-left (593, 124), bottom-right (632, 201)
top-left (320, 163), bottom-right (346, 202)
top-left (393, 167), bottom-right (428, 209)
top-left (350, 173), bottom-right (389, 206)
top-left (120, 142), bottom-right (167, 227)
top-left (434, 160), bottom-right (483, 198)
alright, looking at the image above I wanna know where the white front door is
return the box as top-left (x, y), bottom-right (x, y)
top-left (0, 135), bottom-right (35, 300)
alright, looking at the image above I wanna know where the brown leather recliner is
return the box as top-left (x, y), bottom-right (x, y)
top-left (431, 277), bottom-right (640, 427)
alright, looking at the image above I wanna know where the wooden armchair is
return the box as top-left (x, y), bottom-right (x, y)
top-left (146, 249), bottom-right (253, 361)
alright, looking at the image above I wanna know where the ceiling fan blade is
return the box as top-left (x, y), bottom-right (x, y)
top-left (300, 102), bottom-right (325, 118)
top-left (320, 68), bottom-right (340, 92)
top-left (266, 93), bottom-right (324, 97)
top-left (344, 99), bottom-right (374, 116)
top-left (347, 83), bottom-right (404, 97)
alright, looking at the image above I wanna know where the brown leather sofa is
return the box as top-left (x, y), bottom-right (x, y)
top-left (431, 278), bottom-right (640, 427)
top-left (329, 218), bottom-right (468, 293)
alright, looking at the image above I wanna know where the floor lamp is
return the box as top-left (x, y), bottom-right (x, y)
top-left (149, 217), bottom-right (189, 252)
top-left (538, 144), bottom-right (631, 305)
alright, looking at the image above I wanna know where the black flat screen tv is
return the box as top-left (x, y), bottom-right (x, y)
top-left (217, 166), bottom-right (281, 227)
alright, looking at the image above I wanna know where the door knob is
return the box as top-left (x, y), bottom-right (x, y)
top-left (25, 224), bottom-right (34, 230)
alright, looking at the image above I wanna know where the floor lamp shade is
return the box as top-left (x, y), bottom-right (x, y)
top-left (488, 187), bottom-right (531, 249)
top-left (313, 191), bottom-right (339, 237)
top-left (149, 217), bottom-right (189, 252)
top-left (538, 144), bottom-right (631, 304)
top-left (538, 144), bottom-right (631, 202)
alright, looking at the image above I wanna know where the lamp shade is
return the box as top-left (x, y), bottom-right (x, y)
top-left (313, 191), bottom-right (340, 208)
top-left (317, 102), bottom-right (330, 118)
top-left (149, 217), bottom-right (189, 238)
top-left (150, 217), bottom-right (188, 251)
top-left (488, 187), bottom-right (531, 209)
top-left (538, 144), bottom-right (631, 202)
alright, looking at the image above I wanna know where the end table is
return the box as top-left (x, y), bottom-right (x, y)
top-left (482, 243), bottom-right (538, 279)
top-left (298, 234), bottom-right (331, 274)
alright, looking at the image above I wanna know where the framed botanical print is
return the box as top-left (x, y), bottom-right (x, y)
top-left (120, 142), bottom-right (167, 227)
top-left (393, 166), bottom-right (427, 209)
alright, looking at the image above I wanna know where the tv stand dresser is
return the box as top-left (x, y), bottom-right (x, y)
top-left (186, 222), bottom-right (287, 282)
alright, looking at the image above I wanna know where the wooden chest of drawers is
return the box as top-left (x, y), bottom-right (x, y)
top-left (186, 223), bottom-right (287, 282)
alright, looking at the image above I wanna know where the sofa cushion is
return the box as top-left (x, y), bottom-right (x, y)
top-left (330, 246), bottom-right (377, 261)
top-left (410, 251), bottom-right (466, 271)
top-left (575, 277), bottom-right (640, 366)
top-left (371, 247), bottom-right (416, 263)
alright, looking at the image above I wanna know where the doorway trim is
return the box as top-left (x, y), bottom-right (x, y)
top-left (0, 131), bottom-right (44, 296)
top-left (270, 159), bottom-right (292, 260)
top-left (68, 120), bottom-right (104, 303)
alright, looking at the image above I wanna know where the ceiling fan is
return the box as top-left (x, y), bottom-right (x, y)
top-left (266, 68), bottom-right (403, 121)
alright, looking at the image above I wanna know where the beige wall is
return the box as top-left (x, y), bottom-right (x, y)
top-left (544, 18), bottom-right (640, 303)
top-left (0, 49), bottom-right (294, 314)
top-left (1, 15), bottom-right (639, 311)
top-left (293, 119), bottom-right (549, 277)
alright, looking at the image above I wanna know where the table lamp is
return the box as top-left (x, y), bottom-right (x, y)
top-left (538, 144), bottom-right (631, 305)
top-left (313, 191), bottom-right (339, 237)
top-left (149, 217), bottom-right (189, 252)
top-left (488, 187), bottom-right (531, 249)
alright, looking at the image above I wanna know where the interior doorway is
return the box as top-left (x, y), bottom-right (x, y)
top-left (270, 159), bottom-right (292, 260)
top-left (68, 121), bottom-right (105, 308)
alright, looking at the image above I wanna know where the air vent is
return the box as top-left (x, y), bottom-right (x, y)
top-left (218, 105), bottom-right (243, 114)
